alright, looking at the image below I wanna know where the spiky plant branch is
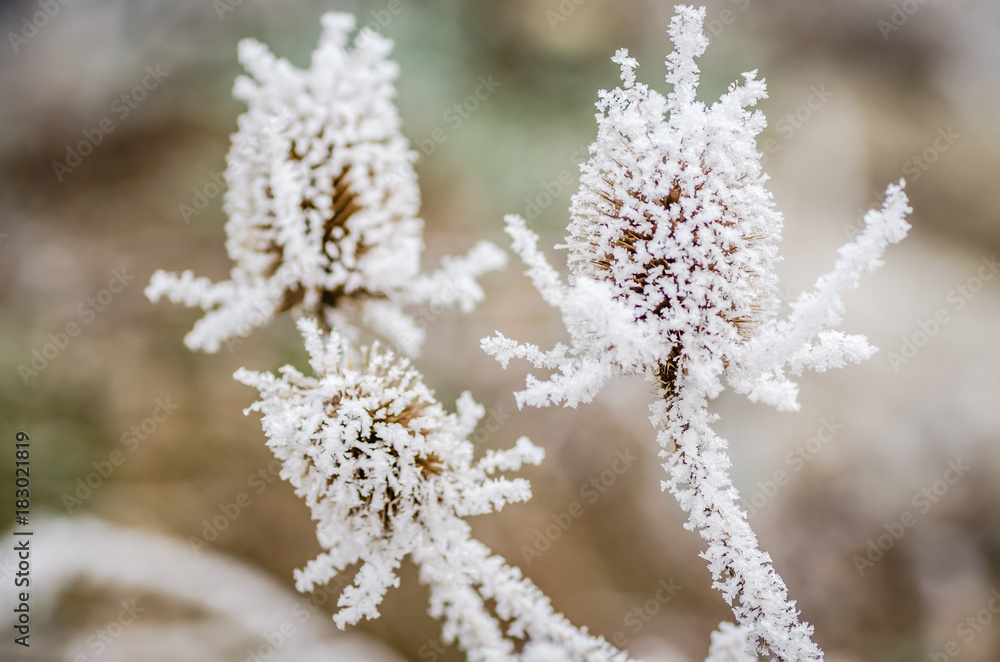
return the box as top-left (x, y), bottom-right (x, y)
top-left (149, 14), bottom-right (634, 662)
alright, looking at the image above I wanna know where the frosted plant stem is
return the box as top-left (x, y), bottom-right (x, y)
top-left (414, 516), bottom-right (634, 662)
top-left (654, 384), bottom-right (821, 662)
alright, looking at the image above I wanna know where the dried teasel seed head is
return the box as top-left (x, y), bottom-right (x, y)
top-left (237, 319), bottom-right (544, 626)
top-left (563, 46), bottom-right (782, 389)
top-left (147, 13), bottom-right (505, 355)
top-left (262, 333), bottom-right (455, 539)
top-left (483, 13), bottom-right (790, 409)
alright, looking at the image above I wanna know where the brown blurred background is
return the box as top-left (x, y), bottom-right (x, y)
top-left (1, 1), bottom-right (999, 661)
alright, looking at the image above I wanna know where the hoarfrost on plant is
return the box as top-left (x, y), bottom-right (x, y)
top-left (485, 6), bottom-right (910, 660)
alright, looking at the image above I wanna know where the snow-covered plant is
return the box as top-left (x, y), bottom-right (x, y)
top-left (148, 14), bottom-right (635, 662)
top-left (147, 14), bottom-right (504, 355)
top-left (484, 5), bottom-right (911, 661)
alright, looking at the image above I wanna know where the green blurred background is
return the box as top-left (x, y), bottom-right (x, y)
top-left (2, 0), bottom-right (999, 660)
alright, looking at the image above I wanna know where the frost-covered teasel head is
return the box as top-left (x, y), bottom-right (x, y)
top-left (484, 5), bottom-right (910, 411)
top-left (235, 319), bottom-right (543, 627)
top-left (565, 41), bottom-right (780, 395)
top-left (147, 13), bottom-right (504, 355)
top-left (484, 6), bottom-right (779, 406)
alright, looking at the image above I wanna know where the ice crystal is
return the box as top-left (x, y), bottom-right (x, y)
top-left (704, 623), bottom-right (756, 662)
top-left (147, 14), bottom-right (504, 354)
top-left (485, 5), bottom-right (911, 661)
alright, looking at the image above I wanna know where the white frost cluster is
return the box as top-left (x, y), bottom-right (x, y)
top-left (486, 5), bottom-right (911, 662)
top-left (147, 14), bottom-right (504, 354)
top-left (237, 319), bottom-right (629, 662)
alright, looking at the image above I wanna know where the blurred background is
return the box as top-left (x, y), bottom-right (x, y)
top-left (1, 0), bottom-right (999, 660)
